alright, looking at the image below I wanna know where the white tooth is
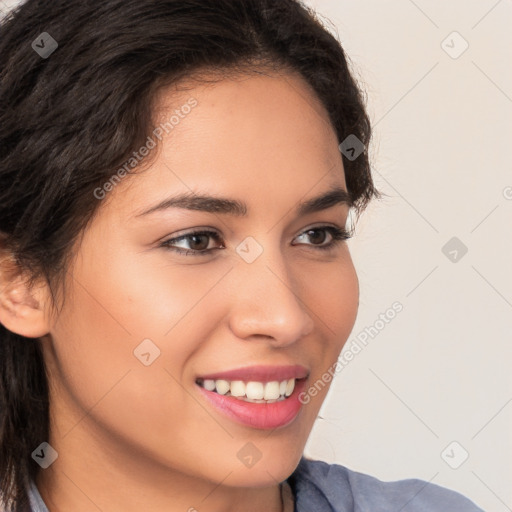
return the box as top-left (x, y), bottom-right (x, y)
top-left (215, 379), bottom-right (230, 395)
top-left (203, 379), bottom-right (216, 391)
top-left (279, 380), bottom-right (287, 396)
top-left (285, 378), bottom-right (295, 397)
top-left (245, 381), bottom-right (264, 400)
top-left (244, 397), bottom-right (265, 403)
top-left (264, 381), bottom-right (280, 400)
top-left (230, 380), bottom-right (246, 397)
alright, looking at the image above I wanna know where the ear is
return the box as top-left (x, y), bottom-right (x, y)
top-left (0, 251), bottom-right (53, 338)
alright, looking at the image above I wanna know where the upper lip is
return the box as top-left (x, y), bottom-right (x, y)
top-left (197, 364), bottom-right (309, 383)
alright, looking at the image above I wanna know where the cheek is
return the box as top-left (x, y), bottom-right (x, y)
top-left (297, 251), bottom-right (358, 414)
top-left (74, 239), bottom-right (231, 347)
top-left (60, 247), bottom-right (233, 379)
top-left (48, 248), bottom-right (223, 435)
top-left (303, 250), bottom-right (359, 352)
top-left (48, 271), bottom-right (214, 468)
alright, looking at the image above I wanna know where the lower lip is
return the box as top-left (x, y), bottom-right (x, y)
top-left (196, 378), bottom-right (307, 430)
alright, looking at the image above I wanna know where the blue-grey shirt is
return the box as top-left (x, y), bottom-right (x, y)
top-left (25, 456), bottom-right (485, 511)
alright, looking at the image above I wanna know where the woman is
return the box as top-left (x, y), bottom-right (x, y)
top-left (0, 0), bottom-right (485, 510)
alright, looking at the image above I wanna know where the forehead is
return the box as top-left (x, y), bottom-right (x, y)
top-left (102, 69), bottom-right (346, 219)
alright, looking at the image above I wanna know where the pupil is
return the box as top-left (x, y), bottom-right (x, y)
top-left (190, 235), bottom-right (208, 250)
top-left (308, 229), bottom-right (325, 244)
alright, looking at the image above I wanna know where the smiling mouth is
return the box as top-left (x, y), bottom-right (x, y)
top-left (195, 377), bottom-right (303, 403)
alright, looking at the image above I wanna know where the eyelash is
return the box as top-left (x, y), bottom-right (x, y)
top-left (159, 225), bottom-right (352, 257)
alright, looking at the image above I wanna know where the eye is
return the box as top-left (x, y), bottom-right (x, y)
top-left (292, 226), bottom-right (352, 251)
top-left (159, 225), bottom-right (352, 256)
top-left (159, 230), bottom-right (223, 256)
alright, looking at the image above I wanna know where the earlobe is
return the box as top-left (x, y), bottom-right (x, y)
top-left (0, 262), bottom-right (52, 339)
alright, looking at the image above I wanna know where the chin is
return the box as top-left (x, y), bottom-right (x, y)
top-left (225, 445), bottom-right (304, 487)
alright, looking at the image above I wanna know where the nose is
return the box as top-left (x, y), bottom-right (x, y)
top-left (227, 242), bottom-right (315, 347)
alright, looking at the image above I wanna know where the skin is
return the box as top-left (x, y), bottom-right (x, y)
top-left (0, 69), bottom-right (359, 512)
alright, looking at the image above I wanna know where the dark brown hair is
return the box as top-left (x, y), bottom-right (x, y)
top-left (0, 0), bottom-right (380, 509)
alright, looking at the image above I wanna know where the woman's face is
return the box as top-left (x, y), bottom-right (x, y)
top-left (40, 70), bottom-right (359, 495)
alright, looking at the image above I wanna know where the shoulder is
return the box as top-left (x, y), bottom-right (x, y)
top-left (287, 456), bottom-right (486, 512)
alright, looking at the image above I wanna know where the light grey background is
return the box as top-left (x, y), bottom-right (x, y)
top-left (1, 0), bottom-right (510, 510)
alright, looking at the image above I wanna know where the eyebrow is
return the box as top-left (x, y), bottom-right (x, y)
top-left (134, 185), bottom-right (352, 218)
